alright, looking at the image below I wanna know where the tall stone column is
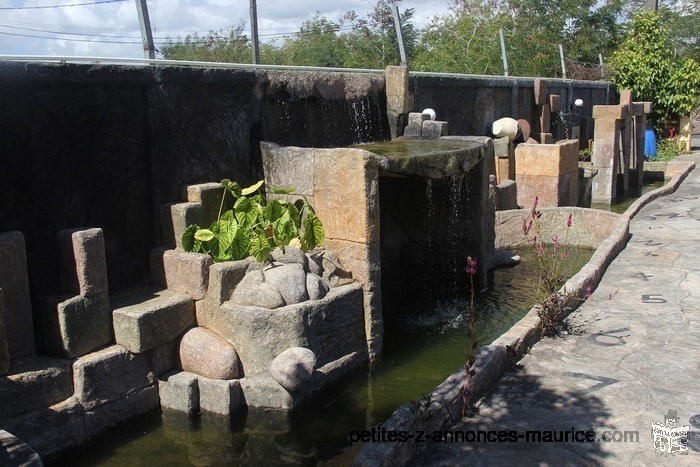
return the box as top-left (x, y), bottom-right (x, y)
top-left (385, 66), bottom-right (412, 139)
top-left (591, 105), bottom-right (627, 204)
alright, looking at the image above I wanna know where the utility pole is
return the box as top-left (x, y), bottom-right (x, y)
top-left (135, 0), bottom-right (155, 59)
top-left (647, 0), bottom-right (659, 10)
top-left (499, 29), bottom-right (509, 77)
top-left (392, 6), bottom-right (407, 66)
top-left (250, 0), bottom-right (260, 64)
top-left (559, 44), bottom-right (567, 79)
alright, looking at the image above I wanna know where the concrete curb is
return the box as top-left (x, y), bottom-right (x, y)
top-left (353, 160), bottom-right (697, 466)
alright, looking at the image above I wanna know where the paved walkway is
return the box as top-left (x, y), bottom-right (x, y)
top-left (418, 151), bottom-right (700, 465)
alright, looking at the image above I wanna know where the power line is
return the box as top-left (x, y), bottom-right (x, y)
top-left (0, 0), bottom-right (126, 10)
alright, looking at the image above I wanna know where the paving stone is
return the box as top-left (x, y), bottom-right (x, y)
top-left (159, 370), bottom-right (199, 415)
top-left (112, 287), bottom-right (195, 354)
top-left (57, 227), bottom-right (108, 296)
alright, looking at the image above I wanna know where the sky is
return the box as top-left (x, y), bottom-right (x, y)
top-left (0, 0), bottom-right (451, 59)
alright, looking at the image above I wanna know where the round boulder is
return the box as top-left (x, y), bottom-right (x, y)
top-left (179, 327), bottom-right (241, 380)
top-left (270, 347), bottom-right (317, 393)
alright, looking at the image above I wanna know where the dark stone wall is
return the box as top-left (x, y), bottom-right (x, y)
top-left (0, 62), bottom-right (260, 304)
top-left (410, 74), bottom-right (615, 141)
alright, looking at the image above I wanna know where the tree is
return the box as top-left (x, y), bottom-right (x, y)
top-left (160, 22), bottom-right (251, 63)
top-left (276, 13), bottom-right (347, 67)
top-left (609, 10), bottom-right (700, 131)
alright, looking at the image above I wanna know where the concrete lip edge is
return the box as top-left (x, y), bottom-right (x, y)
top-left (353, 159), bottom-right (697, 465)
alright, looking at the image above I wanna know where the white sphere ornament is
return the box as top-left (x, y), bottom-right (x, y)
top-left (422, 108), bottom-right (436, 121)
top-left (574, 98), bottom-right (584, 108)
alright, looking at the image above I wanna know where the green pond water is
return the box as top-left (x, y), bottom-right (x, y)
top-left (592, 179), bottom-right (665, 214)
top-left (49, 246), bottom-right (594, 467)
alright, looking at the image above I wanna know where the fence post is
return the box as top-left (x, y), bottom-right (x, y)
top-left (499, 29), bottom-right (509, 77)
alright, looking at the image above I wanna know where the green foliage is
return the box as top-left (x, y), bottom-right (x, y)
top-left (653, 137), bottom-right (683, 162)
top-left (610, 11), bottom-right (700, 131)
top-left (182, 180), bottom-right (324, 263)
top-left (160, 22), bottom-right (252, 63)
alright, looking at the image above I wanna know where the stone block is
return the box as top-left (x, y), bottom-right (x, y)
top-left (549, 94), bottom-right (561, 112)
top-left (592, 105), bottom-right (627, 120)
top-left (260, 142), bottom-right (315, 198)
top-left (0, 289), bottom-right (8, 375)
top-left (407, 112), bottom-right (428, 126)
top-left (0, 356), bottom-right (73, 421)
top-left (1, 397), bottom-right (86, 460)
top-left (186, 182), bottom-right (225, 226)
top-left (198, 377), bottom-right (243, 415)
top-left (313, 148), bottom-right (379, 244)
top-left (150, 248), bottom-right (212, 300)
top-left (535, 133), bottom-right (554, 144)
top-left (385, 66), bottom-right (410, 114)
top-left (533, 79), bottom-right (549, 105)
top-left (83, 384), bottom-right (159, 438)
top-left (516, 171), bottom-right (579, 208)
top-left (146, 339), bottom-right (179, 377)
top-left (495, 180), bottom-right (518, 211)
top-left (619, 89), bottom-right (633, 106)
top-left (73, 345), bottom-right (155, 410)
top-left (38, 291), bottom-right (112, 358)
top-left (206, 259), bottom-right (253, 305)
top-left (493, 136), bottom-right (514, 159)
top-left (179, 327), bottom-right (241, 380)
top-left (320, 239), bottom-right (379, 288)
top-left (239, 375), bottom-right (293, 410)
top-left (421, 120), bottom-right (448, 138)
top-left (629, 102), bottom-right (644, 117)
top-left (112, 287), bottom-right (195, 354)
top-left (211, 284), bottom-right (364, 375)
top-left (403, 122), bottom-right (422, 137)
top-left (169, 202), bottom-right (204, 251)
top-left (514, 140), bottom-right (579, 177)
top-left (0, 231), bottom-right (35, 358)
top-left (159, 370), bottom-right (199, 415)
top-left (642, 102), bottom-right (653, 114)
top-left (58, 228), bottom-right (108, 296)
top-left (537, 103), bottom-right (551, 133)
top-left (493, 137), bottom-right (515, 184)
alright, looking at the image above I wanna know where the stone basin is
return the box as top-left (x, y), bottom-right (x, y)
top-left (357, 136), bottom-right (492, 179)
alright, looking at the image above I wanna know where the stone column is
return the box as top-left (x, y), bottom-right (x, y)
top-left (591, 105), bottom-right (627, 204)
top-left (618, 90), bottom-right (634, 198)
top-left (385, 66), bottom-right (412, 139)
top-left (515, 140), bottom-right (580, 208)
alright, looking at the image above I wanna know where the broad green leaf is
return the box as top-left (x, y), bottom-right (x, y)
top-left (221, 179), bottom-right (242, 198)
top-left (182, 224), bottom-right (201, 252)
top-left (234, 196), bottom-right (259, 228)
top-left (210, 217), bottom-right (238, 257)
top-left (301, 212), bottom-right (324, 251)
top-left (194, 229), bottom-right (215, 242)
top-left (249, 229), bottom-right (272, 262)
top-left (263, 199), bottom-right (285, 223)
top-left (230, 228), bottom-right (250, 260)
top-left (241, 180), bottom-right (264, 196)
top-left (287, 202), bottom-right (301, 228)
top-left (271, 186), bottom-right (295, 195)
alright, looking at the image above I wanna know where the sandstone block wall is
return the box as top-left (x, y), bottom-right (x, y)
top-left (515, 140), bottom-right (580, 208)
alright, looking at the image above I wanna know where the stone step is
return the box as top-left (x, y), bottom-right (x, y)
top-left (0, 356), bottom-right (73, 422)
top-left (112, 287), bottom-right (195, 354)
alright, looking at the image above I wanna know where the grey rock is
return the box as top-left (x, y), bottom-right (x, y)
top-left (239, 374), bottom-right (294, 410)
top-left (263, 263), bottom-right (309, 305)
top-left (306, 251), bottom-right (324, 276)
top-left (159, 371), bottom-right (199, 415)
top-left (230, 269), bottom-right (286, 309)
top-left (270, 347), bottom-right (317, 392)
top-left (305, 274), bottom-right (330, 301)
top-left (319, 251), bottom-right (354, 287)
top-left (178, 327), bottom-right (241, 380)
top-left (57, 228), bottom-right (108, 296)
top-left (493, 249), bottom-right (521, 269)
top-left (271, 246), bottom-right (309, 271)
top-left (83, 384), bottom-right (159, 438)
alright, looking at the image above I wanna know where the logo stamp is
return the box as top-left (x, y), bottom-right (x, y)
top-left (652, 410), bottom-right (689, 455)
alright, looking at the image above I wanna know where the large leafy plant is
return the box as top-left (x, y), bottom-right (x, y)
top-left (182, 179), bottom-right (325, 263)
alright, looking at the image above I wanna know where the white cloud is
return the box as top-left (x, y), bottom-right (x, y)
top-left (0, 0), bottom-right (450, 59)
